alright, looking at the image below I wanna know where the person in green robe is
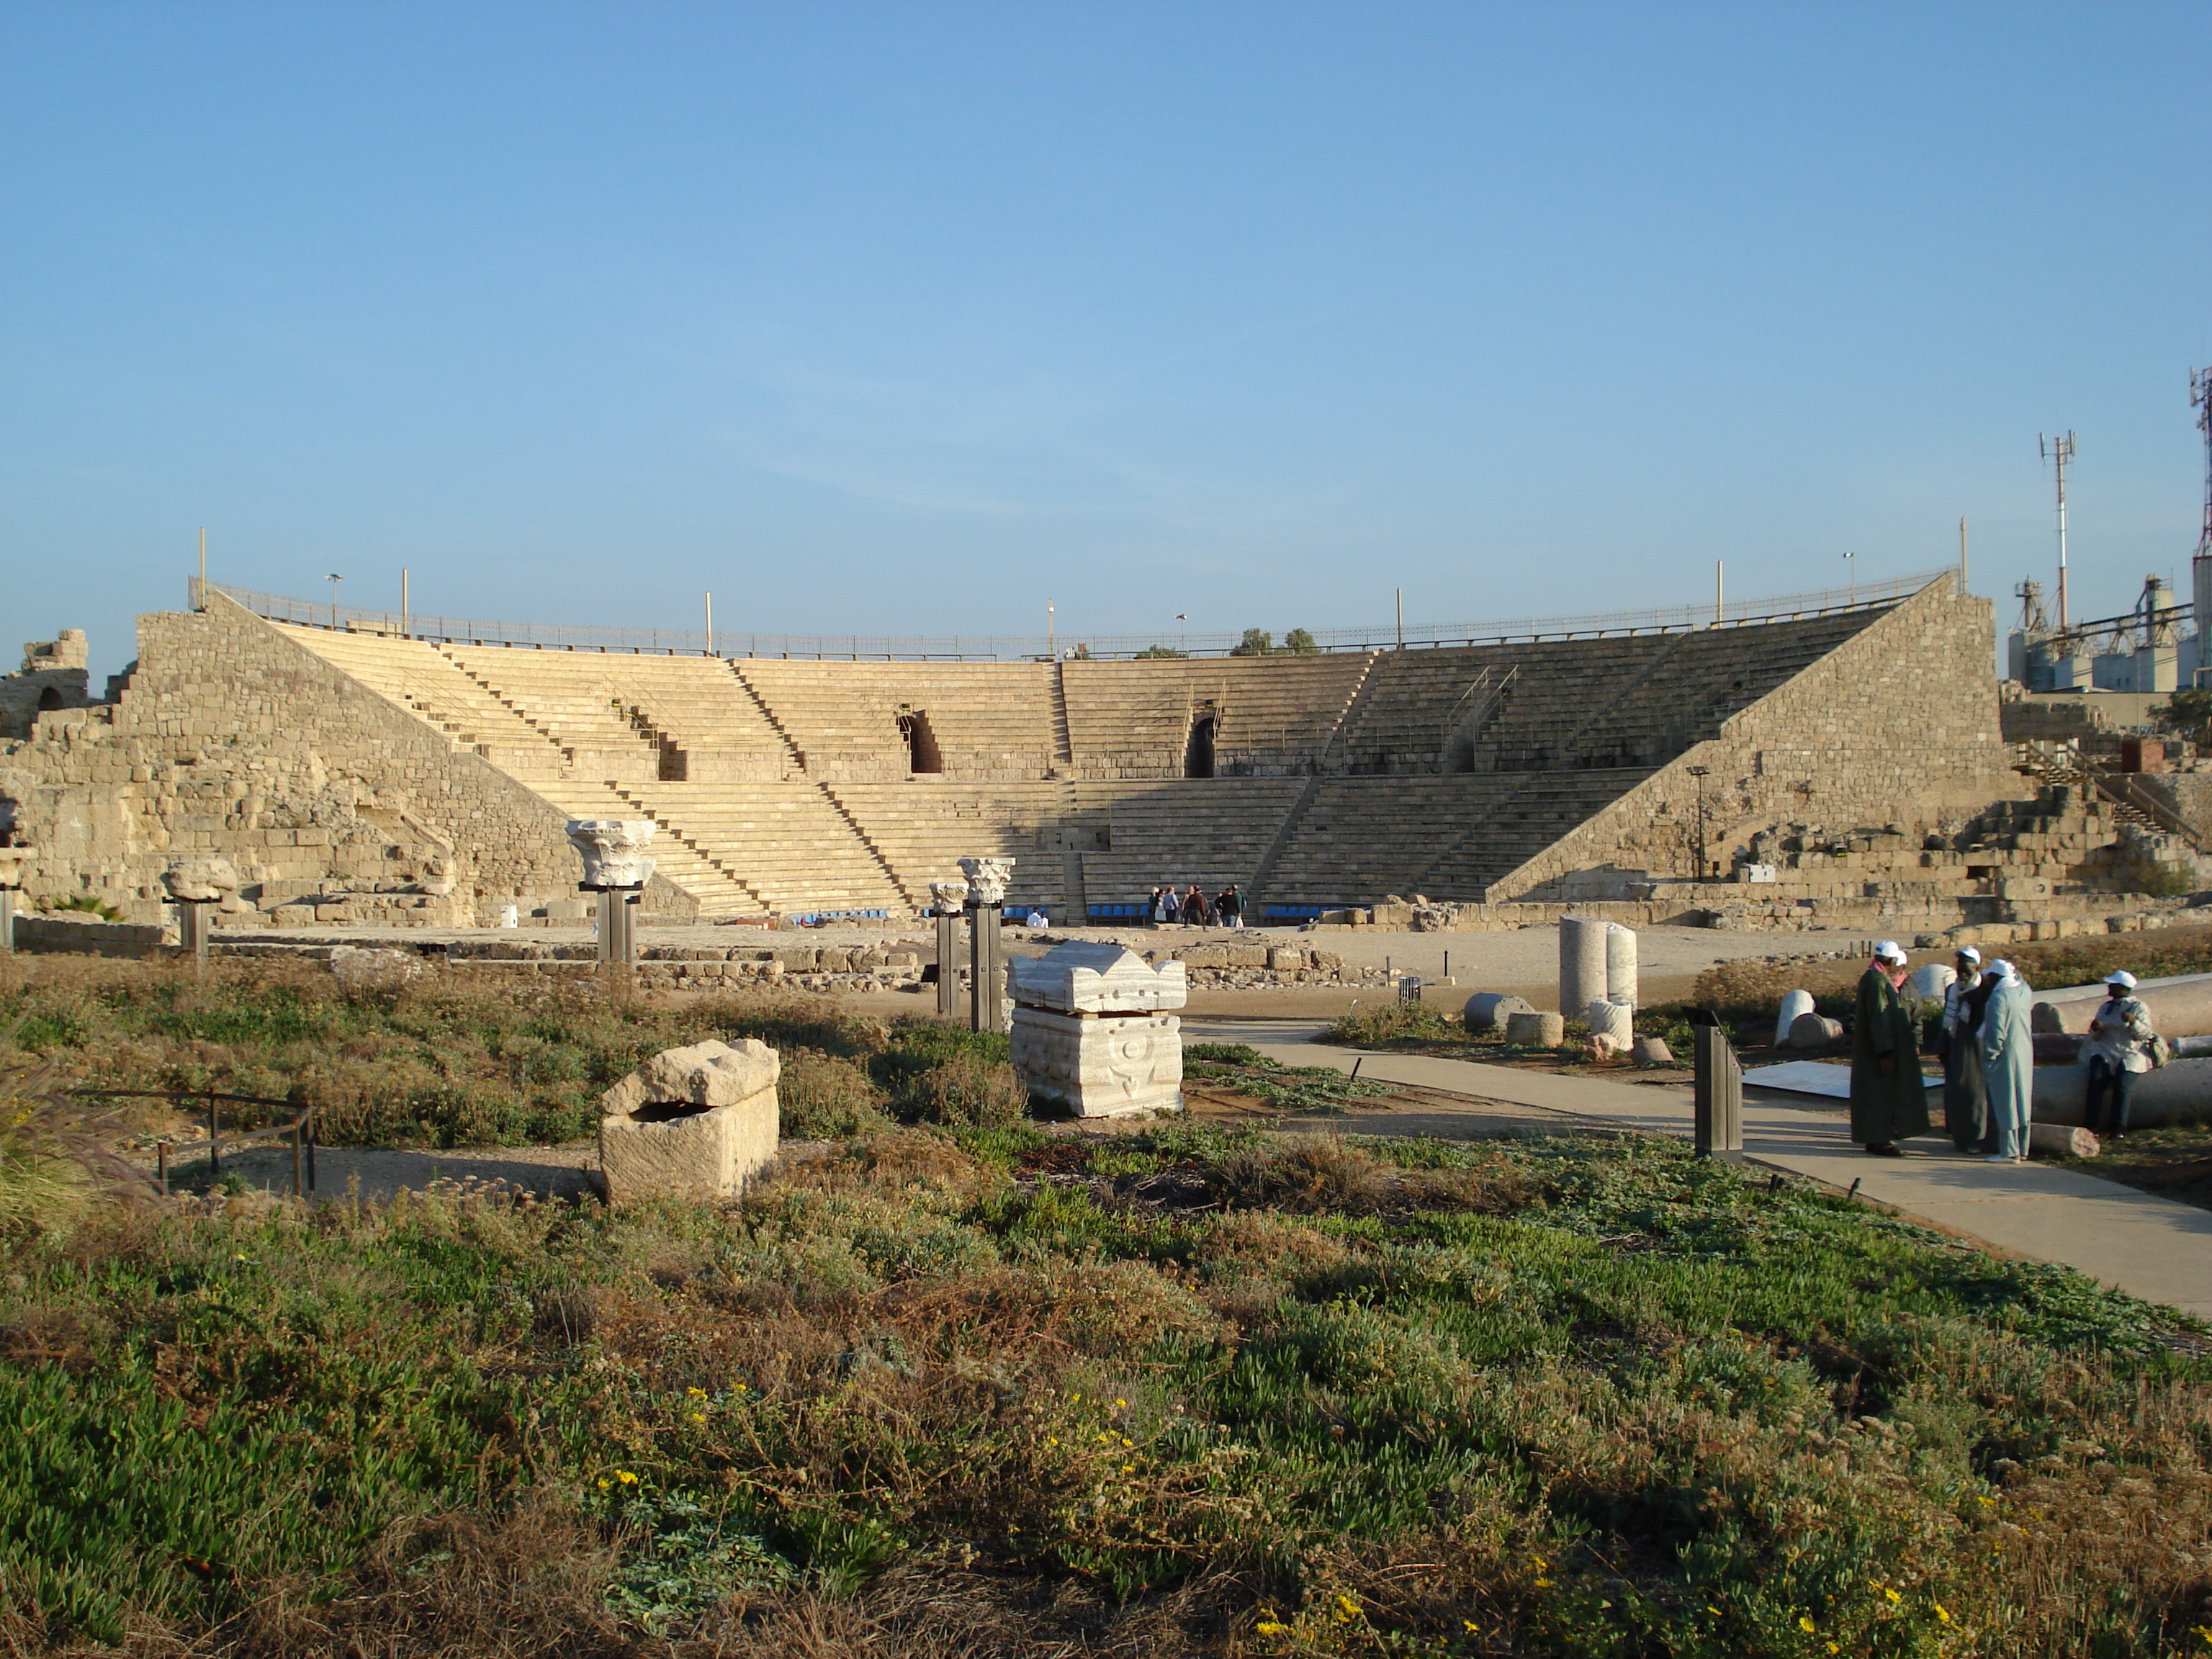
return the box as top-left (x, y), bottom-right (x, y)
top-left (1850, 940), bottom-right (1928, 1155)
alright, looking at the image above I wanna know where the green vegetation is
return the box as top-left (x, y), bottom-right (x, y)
top-left (1182, 1042), bottom-right (1395, 1112)
top-left (2151, 688), bottom-right (2212, 746)
top-left (1133, 644), bottom-right (1190, 659)
top-left (0, 958), bottom-right (1022, 1148)
top-left (37, 893), bottom-right (124, 921)
top-left (4, 1123), bottom-right (2208, 1654)
top-left (1229, 628), bottom-right (1323, 656)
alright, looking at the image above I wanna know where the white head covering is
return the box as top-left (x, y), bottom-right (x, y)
top-left (1954, 945), bottom-right (1982, 965)
top-left (2105, 969), bottom-right (2138, 991)
top-left (1874, 940), bottom-right (1907, 963)
top-left (1985, 958), bottom-right (2018, 984)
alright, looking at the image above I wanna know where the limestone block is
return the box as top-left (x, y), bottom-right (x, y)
top-left (1905, 963), bottom-right (1955, 1002)
top-left (1630, 1035), bottom-right (1673, 1066)
top-left (328, 945), bottom-right (421, 995)
top-left (601, 1037), bottom-right (780, 1118)
top-left (1774, 989), bottom-right (1815, 1045)
top-left (1267, 948), bottom-right (1305, 971)
top-left (1586, 999), bottom-right (1634, 1045)
top-left (160, 855), bottom-right (238, 902)
top-left (565, 819), bottom-right (657, 888)
top-left (598, 1038), bottom-right (780, 1203)
top-left (1589, 1031), bottom-right (1627, 1062)
top-left (1463, 992), bottom-right (1533, 1035)
top-left (1009, 1004), bottom-right (1182, 1116)
top-left (1788, 1012), bottom-right (1845, 1047)
top-left (1505, 1010), bottom-right (1565, 1047)
top-left (1008, 940), bottom-right (1187, 1012)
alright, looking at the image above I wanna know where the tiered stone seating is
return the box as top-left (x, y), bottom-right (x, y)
top-left (1074, 779), bottom-right (1309, 905)
top-left (440, 646), bottom-right (667, 783)
top-left (734, 662), bottom-right (1055, 779)
top-left (1259, 770), bottom-right (1653, 904)
top-left (604, 656), bottom-right (794, 781)
top-left (822, 781), bottom-right (1088, 914)
top-left (610, 781), bottom-right (907, 915)
top-left (1062, 655), bottom-right (1375, 776)
top-left (282, 626), bottom-right (567, 781)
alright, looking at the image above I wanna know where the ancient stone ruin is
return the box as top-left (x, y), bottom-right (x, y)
top-left (1007, 940), bottom-right (1186, 1117)
top-left (598, 1038), bottom-right (780, 1202)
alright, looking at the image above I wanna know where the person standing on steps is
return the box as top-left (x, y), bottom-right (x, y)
top-left (1851, 940), bottom-right (1928, 1156)
top-left (1978, 958), bottom-right (2033, 1164)
top-left (2084, 969), bottom-right (2155, 1138)
top-left (1938, 945), bottom-right (1991, 1152)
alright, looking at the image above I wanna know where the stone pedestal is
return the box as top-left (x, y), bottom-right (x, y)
top-left (590, 887), bottom-right (642, 964)
top-left (1504, 1010), bottom-right (1565, 1047)
top-left (598, 1039), bottom-right (779, 1202)
top-left (1007, 940), bottom-right (1188, 1118)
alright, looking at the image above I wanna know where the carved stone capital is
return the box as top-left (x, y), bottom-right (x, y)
top-left (928, 878), bottom-right (968, 916)
top-left (566, 819), bottom-right (659, 889)
top-left (958, 855), bottom-right (1015, 908)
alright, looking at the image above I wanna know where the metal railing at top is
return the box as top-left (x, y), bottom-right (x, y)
top-left (198, 567), bottom-right (1954, 662)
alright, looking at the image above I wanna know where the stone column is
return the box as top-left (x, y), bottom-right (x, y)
top-left (1693, 1025), bottom-right (1743, 1161)
top-left (960, 858), bottom-right (1015, 1034)
top-left (1558, 915), bottom-right (1606, 1017)
top-left (173, 899), bottom-right (212, 964)
top-left (0, 847), bottom-right (24, 956)
top-left (1605, 922), bottom-right (1638, 1007)
top-left (930, 879), bottom-right (966, 1019)
top-left (567, 820), bottom-right (658, 968)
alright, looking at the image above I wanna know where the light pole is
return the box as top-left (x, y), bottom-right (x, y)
top-left (1176, 613), bottom-right (1187, 657)
top-left (327, 573), bottom-right (344, 628)
top-left (1843, 551), bottom-right (1856, 601)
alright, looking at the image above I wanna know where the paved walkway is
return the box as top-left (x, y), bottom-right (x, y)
top-left (1188, 1018), bottom-right (2212, 1321)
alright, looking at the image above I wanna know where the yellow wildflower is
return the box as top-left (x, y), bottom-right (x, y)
top-left (1799, 1615), bottom-right (1817, 1634)
top-left (1935, 1603), bottom-right (1951, 1624)
top-left (1254, 1620), bottom-right (1286, 1637)
top-left (686, 1386), bottom-right (706, 1398)
top-left (615, 1470), bottom-right (639, 1485)
top-left (1883, 1587), bottom-right (1900, 1604)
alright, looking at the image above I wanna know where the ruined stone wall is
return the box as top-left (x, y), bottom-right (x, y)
top-left (1496, 583), bottom-right (2023, 901)
top-left (0, 597), bottom-right (667, 926)
top-left (0, 629), bottom-right (94, 740)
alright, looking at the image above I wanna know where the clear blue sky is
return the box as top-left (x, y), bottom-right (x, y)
top-left (5, 3), bottom-right (2209, 678)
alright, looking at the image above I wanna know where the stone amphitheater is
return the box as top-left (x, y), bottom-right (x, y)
top-left (3, 571), bottom-right (2206, 946)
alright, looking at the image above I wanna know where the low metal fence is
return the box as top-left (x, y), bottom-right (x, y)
top-left (76, 1088), bottom-right (318, 1197)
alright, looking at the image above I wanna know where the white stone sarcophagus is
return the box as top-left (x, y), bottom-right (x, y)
top-left (1007, 941), bottom-right (1186, 1118)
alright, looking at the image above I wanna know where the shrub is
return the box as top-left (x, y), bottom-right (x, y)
top-left (1327, 1001), bottom-right (1462, 1046)
top-left (778, 1048), bottom-right (896, 1140)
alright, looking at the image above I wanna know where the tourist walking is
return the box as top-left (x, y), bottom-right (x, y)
top-left (1217, 884), bottom-right (1244, 930)
top-left (1978, 958), bottom-right (2033, 1164)
top-left (1938, 945), bottom-right (1992, 1152)
top-left (1850, 940), bottom-right (1928, 1156)
top-left (2084, 969), bottom-right (2155, 1138)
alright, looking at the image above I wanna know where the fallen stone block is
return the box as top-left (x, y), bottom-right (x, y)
top-left (2028, 1122), bottom-right (2099, 1159)
top-left (1630, 1035), bottom-right (1673, 1067)
top-left (1462, 992), bottom-right (1534, 1035)
top-left (598, 1038), bottom-right (780, 1202)
top-left (1788, 1012), bottom-right (1845, 1047)
top-left (1505, 1010), bottom-right (1565, 1047)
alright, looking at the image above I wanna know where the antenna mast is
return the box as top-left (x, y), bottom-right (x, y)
top-left (2041, 430), bottom-right (2076, 629)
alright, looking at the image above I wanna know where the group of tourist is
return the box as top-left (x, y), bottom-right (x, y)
top-left (1851, 940), bottom-right (2154, 1159)
top-left (1148, 884), bottom-right (1244, 929)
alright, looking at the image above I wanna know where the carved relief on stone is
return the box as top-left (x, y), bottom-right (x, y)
top-left (565, 819), bottom-right (659, 889)
top-left (1007, 940), bottom-right (1187, 1013)
top-left (958, 856), bottom-right (1015, 907)
top-left (928, 878), bottom-right (968, 915)
top-left (1009, 1007), bottom-right (1183, 1118)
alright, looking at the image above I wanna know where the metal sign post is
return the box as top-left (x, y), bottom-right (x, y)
top-left (1693, 1025), bottom-right (1744, 1161)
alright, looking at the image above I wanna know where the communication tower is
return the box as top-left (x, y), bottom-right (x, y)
top-left (2041, 431), bottom-right (2076, 629)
